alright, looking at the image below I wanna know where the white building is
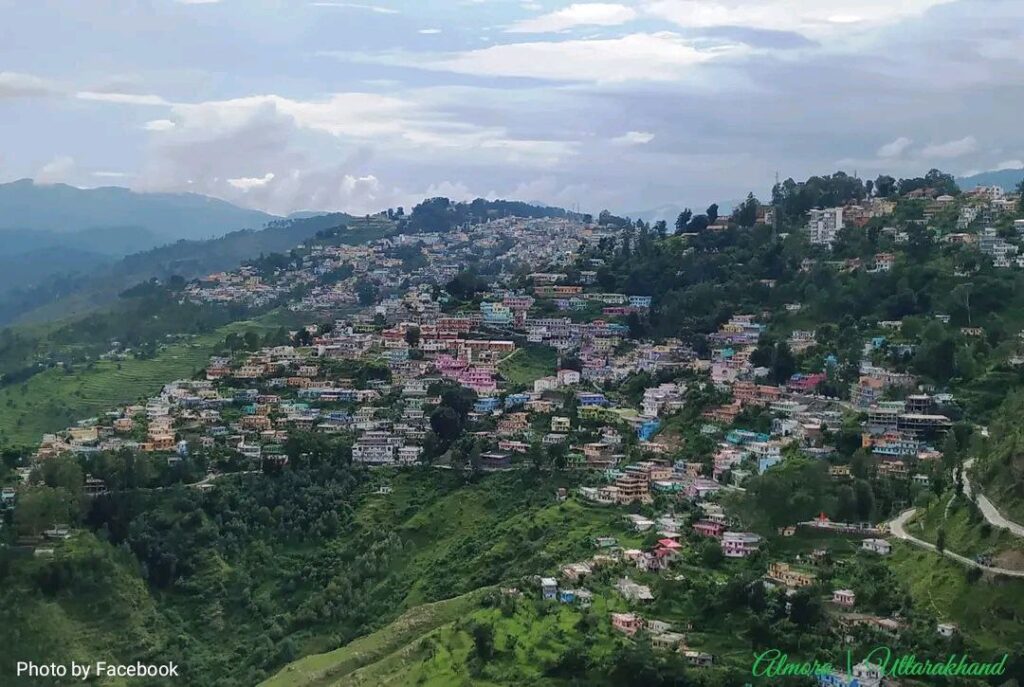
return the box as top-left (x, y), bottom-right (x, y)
top-left (806, 207), bottom-right (844, 246)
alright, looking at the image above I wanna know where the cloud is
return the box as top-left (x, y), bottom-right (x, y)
top-left (0, 71), bottom-right (59, 98)
top-left (645, 0), bottom-right (956, 40)
top-left (876, 136), bottom-right (912, 157)
top-left (143, 119), bottom-right (177, 131)
top-left (310, 2), bottom-right (400, 13)
top-left (76, 91), bottom-right (169, 106)
top-left (92, 171), bottom-right (131, 178)
top-left (613, 130), bottom-right (655, 145)
top-left (403, 32), bottom-right (748, 82)
top-left (994, 159), bottom-right (1024, 171)
top-left (921, 135), bottom-right (977, 158)
top-left (506, 3), bottom-right (637, 33)
top-left (162, 93), bottom-right (576, 164)
top-left (132, 88), bottom-right (582, 214)
top-left (36, 156), bottom-right (76, 184)
top-left (227, 172), bottom-right (275, 190)
top-left (418, 28), bottom-right (442, 34)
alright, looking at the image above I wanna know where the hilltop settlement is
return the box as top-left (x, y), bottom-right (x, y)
top-left (5, 174), bottom-right (1024, 686)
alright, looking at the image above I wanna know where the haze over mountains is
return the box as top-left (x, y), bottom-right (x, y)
top-left (957, 168), bottom-right (1024, 192)
top-left (0, 179), bottom-right (278, 247)
top-left (0, 179), bottom-right (283, 299)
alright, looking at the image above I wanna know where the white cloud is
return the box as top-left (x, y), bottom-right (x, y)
top-left (921, 135), bottom-right (976, 159)
top-left (163, 93), bottom-right (576, 164)
top-left (613, 130), bottom-right (655, 145)
top-left (506, 3), bottom-right (637, 33)
top-left (92, 171), bottom-right (131, 178)
top-left (0, 71), bottom-right (59, 98)
top-left (876, 136), bottom-right (912, 157)
top-left (418, 28), bottom-right (442, 34)
top-left (310, 2), bottom-right (400, 13)
top-left (143, 119), bottom-right (177, 131)
top-left (36, 156), bottom-right (76, 184)
top-left (412, 32), bottom-right (747, 82)
top-left (228, 172), bottom-right (276, 190)
top-left (994, 159), bottom-right (1024, 171)
top-left (176, 0), bottom-right (222, 4)
top-left (645, 0), bottom-right (956, 40)
top-left (77, 91), bottom-right (169, 106)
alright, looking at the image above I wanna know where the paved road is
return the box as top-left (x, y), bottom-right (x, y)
top-left (887, 508), bottom-right (1024, 578)
top-left (962, 458), bottom-right (1024, 538)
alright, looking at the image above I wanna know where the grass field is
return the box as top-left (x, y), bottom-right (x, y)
top-left (912, 491), bottom-right (1024, 562)
top-left (260, 589), bottom-right (492, 687)
top-left (497, 345), bottom-right (557, 387)
top-left (889, 542), bottom-right (1024, 652)
top-left (0, 315), bottom-right (288, 447)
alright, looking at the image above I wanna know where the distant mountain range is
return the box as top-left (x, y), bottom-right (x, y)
top-left (0, 179), bottom-right (289, 298)
top-left (0, 213), bottom-right (394, 326)
top-left (0, 179), bottom-right (278, 245)
top-left (957, 168), bottom-right (1024, 191)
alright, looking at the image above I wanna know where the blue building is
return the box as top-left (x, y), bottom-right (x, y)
top-left (629, 295), bottom-right (653, 308)
top-left (726, 429), bottom-right (769, 445)
top-left (504, 393), bottom-right (530, 409)
top-left (577, 392), bottom-right (608, 407)
top-left (480, 301), bottom-right (513, 324)
top-left (637, 419), bottom-right (661, 441)
top-left (474, 397), bottom-right (502, 413)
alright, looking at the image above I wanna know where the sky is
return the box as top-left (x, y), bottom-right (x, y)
top-left (1, 0), bottom-right (1023, 217)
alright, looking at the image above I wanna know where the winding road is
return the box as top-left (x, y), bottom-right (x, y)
top-left (887, 508), bottom-right (1024, 579)
top-left (961, 458), bottom-right (1024, 538)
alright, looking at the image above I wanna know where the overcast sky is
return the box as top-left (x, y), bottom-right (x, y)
top-left (1, 0), bottom-right (1022, 216)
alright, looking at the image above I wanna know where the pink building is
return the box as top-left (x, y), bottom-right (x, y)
top-left (692, 520), bottom-right (725, 538)
top-left (611, 613), bottom-right (644, 636)
top-left (721, 531), bottom-right (762, 558)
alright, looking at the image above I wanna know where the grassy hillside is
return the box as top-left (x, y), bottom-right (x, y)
top-left (912, 491), bottom-right (1024, 565)
top-left (0, 533), bottom-right (173, 687)
top-left (497, 345), bottom-right (557, 387)
top-left (889, 543), bottom-right (1024, 653)
top-left (0, 314), bottom-right (289, 446)
top-left (260, 589), bottom-right (491, 687)
top-left (0, 470), bottom-right (635, 686)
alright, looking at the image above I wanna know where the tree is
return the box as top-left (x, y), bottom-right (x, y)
top-left (732, 193), bottom-right (758, 227)
top-left (470, 621), bottom-right (495, 661)
top-left (429, 406), bottom-right (462, 443)
top-left (706, 203), bottom-right (719, 225)
top-left (404, 326), bottom-right (421, 348)
top-left (445, 271), bottom-right (484, 301)
top-left (687, 214), bottom-right (710, 232)
top-left (355, 279), bottom-right (377, 306)
top-left (874, 174), bottom-right (896, 197)
top-left (674, 209), bottom-right (692, 233)
top-left (37, 454), bottom-right (83, 498)
top-left (14, 486), bottom-right (76, 536)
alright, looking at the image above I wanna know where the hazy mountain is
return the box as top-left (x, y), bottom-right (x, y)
top-left (0, 213), bottom-right (395, 325)
top-left (0, 179), bottom-right (278, 244)
top-left (957, 168), bottom-right (1024, 192)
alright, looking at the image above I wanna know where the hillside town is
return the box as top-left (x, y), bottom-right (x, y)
top-left (12, 180), bottom-right (1020, 683)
